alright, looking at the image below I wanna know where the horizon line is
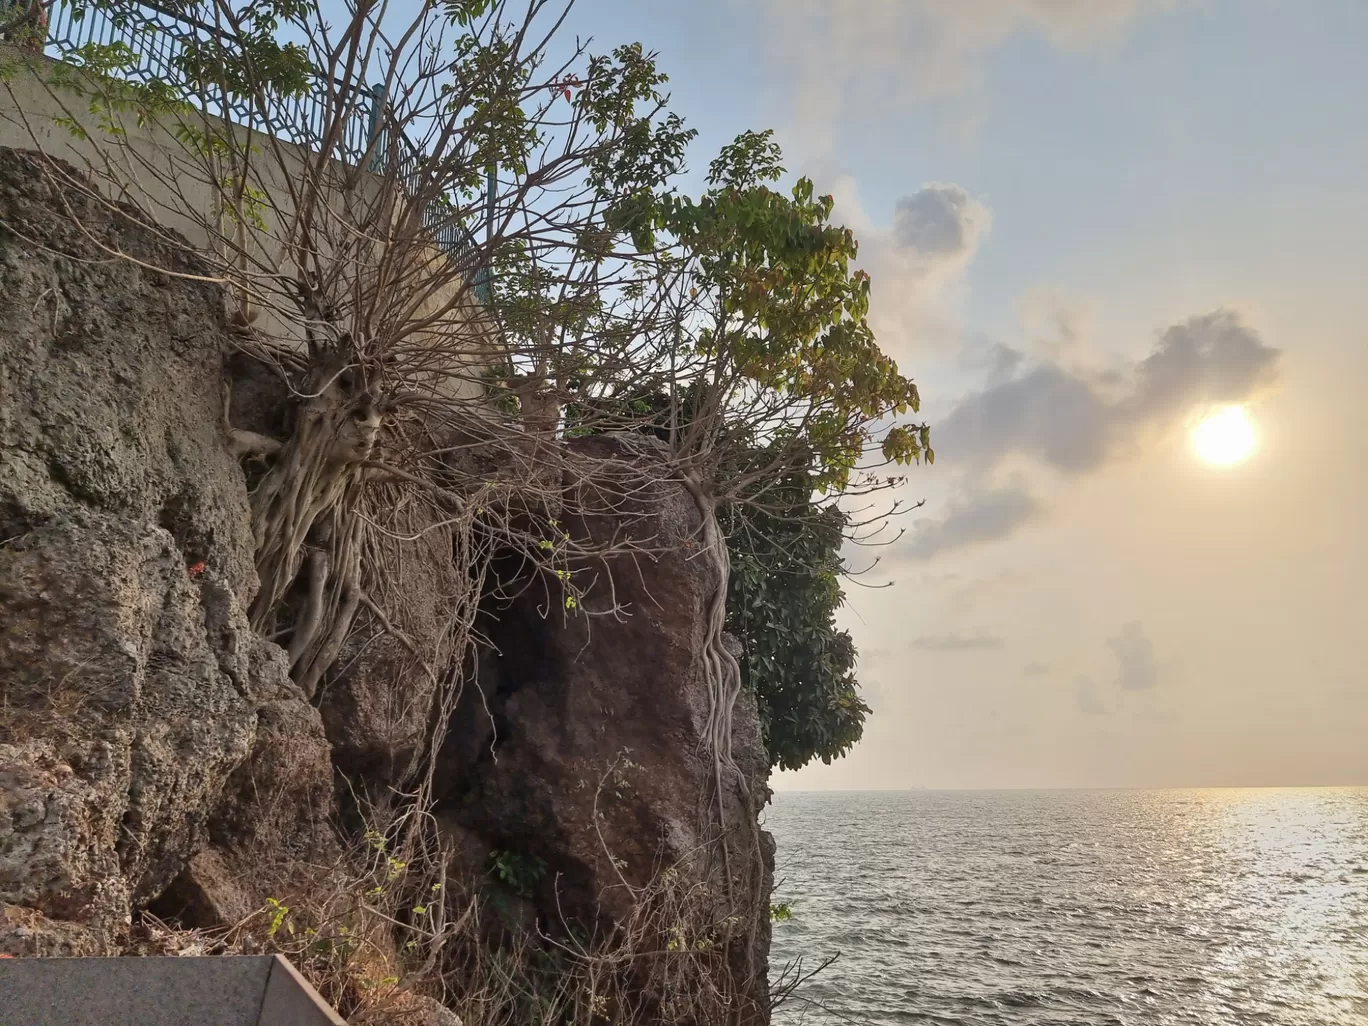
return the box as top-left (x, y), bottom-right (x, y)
top-left (769, 783), bottom-right (1368, 794)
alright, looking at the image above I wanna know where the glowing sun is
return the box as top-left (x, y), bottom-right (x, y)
top-left (1191, 405), bottom-right (1257, 466)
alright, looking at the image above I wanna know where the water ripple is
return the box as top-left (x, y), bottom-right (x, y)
top-left (767, 788), bottom-right (1368, 1026)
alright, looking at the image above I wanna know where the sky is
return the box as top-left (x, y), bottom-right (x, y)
top-left (553, 0), bottom-right (1368, 790)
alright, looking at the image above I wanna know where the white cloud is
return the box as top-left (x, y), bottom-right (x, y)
top-left (1016, 289), bottom-right (1099, 364)
top-left (755, 0), bottom-right (1183, 146)
top-left (825, 177), bottom-right (992, 358)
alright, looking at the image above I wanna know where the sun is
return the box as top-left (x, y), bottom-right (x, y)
top-left (1191, 405), bottom-right (1257, 466)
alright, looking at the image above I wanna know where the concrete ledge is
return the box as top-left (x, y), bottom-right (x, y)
top-left (0, 954), bottom-right (346, 1025)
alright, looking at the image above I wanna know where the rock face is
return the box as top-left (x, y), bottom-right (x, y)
top-left (0, 148), bottom-right (772, 1021)
top-left (434, 435), bottom-right (774, 1019)
top-left (0, 148), bottom-right (332, 953)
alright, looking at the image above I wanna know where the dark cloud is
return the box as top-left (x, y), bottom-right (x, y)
top-left (1109, 621), bottom-right (1158, 691)
top-left (1128, 310), bottom-right (1281, 419)
top-left (1022, 660), bottom-right (1051, 676)
top-left (1074, 676), bottom-right (1107, 715)
top-left (828, 178), bottom-right (991, 356)
top-left (909, 632), bottom-right (1005, 651)
top-left (937, 363), bottom-right (1112, 472)
top-left (895, 309), bottom-right (1280, 562)
top-left (891, 183), bottom-right (990, 260)
top-left (937, 309), bottom-right (1280, 474)
top-left (901, 484), bottom-right (1042, 561)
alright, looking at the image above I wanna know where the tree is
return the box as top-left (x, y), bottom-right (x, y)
top-left (723, 467), bottom-right (870, 773)
top-left (539, 126), bottom-right (930, 780)
top-left (587, 129), bottom-right (929, 814)
top-left (17, 0), bottom-right (701, 693)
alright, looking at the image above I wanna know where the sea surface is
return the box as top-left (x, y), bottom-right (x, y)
top-left (765, 788), bottom-right (1368, 1025)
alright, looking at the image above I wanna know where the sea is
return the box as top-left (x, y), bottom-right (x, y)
top-left (764, 788), bottom-right (1368, 1026)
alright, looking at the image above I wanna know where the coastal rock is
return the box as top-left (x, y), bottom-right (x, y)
top-left (0, 148), bottom-right (331, 949)
top-left (434, 433), bottom-right (774, 1022)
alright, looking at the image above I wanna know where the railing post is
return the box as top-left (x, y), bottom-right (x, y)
top-left (365, 81), bottom-right (386, 172)
top-left (485, 163), bottom-right (495, 245)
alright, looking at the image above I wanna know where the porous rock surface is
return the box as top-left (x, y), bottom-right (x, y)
top-left (0, 148), bottom-right (332, 953)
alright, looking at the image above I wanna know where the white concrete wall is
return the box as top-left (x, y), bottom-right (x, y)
top-left (0, 46), bottom-right (493, 400)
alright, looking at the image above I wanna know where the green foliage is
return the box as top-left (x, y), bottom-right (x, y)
top-left (44, 40), bottom-right (189, 139)
top-left (264, 896), bottom-right (291, 937)
top-left (488, 849), bottom-right (547, 899)
top-left (769, 902), bottom-right (793, 922)
top-left (636, 129), bottom-right (931, 494)
top-left (175, 2), bottom-right (314, 102)
top-left (66, 0), bottom-right (314, 101)
top-left (486, 42), bottom-right (695, 396)
top-left (723, 454), bottom-right (870, 772)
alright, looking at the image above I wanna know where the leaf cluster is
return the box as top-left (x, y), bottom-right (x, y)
top-left (722, 455), bottom-right (870, 771)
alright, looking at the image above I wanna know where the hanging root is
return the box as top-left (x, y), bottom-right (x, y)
top-left (288, 546), bottom-right (330, 671)
top-left (682, 472), bottom-right (751, 913)
top-left (225, 348), bottom-right (384, 698)
top-left (293, 497), bottom-right (366, 698)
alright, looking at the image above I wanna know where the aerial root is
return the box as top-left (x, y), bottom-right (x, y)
top-left (288, 546), bottom-right (330, 670)
top-left (684, 473), bottom-right (750, 913)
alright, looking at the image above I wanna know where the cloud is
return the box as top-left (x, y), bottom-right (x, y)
top-left (1108, 621), bottom-right (1158, 691)
top-left (892, 308), bottom-right (1278, 563)
top-left (901, 483), bottom-right (1042, 562)
top-left (939, 309), bottom-right (1280, 474)
top-left (938, 362), bottom-right (1113, 473)
top-left (944, 569), bottom-right (1033, 614)
top-left (1074, 676), bottom-right (1108, 715)
top-left (1128, 310), bottom-right (1283, 421)
top-left (826, 178), bottom-right (991, 356)
top-left (892, 184), bottom-right (992, 267)
top-left (1016, 289), bottom-right (1098, 363)
top-left (858, 647), bottom-right (894, 667)
top-left (1023, 660), bottom-right (1051, 676)
top-left (756, 0), bottom-right (1182, 146)
top-left (909, 631), bottom-right (1005, 651)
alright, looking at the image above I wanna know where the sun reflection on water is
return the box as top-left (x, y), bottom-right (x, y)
top-left (766, 787), bottom-right (1368, 1026)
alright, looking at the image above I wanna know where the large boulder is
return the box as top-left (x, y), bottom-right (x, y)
top-left (433, 434), bottom-right (774, 1022)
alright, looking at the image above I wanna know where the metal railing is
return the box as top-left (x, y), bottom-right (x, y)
top-left (366, 82), bottom-right (493, 302)
top-left (5, 0), bottom-right (492, 302)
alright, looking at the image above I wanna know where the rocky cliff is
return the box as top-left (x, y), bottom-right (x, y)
top-left (0, 148), bottom-right (772, 1023)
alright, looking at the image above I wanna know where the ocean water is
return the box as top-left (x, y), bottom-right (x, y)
top-left (765, 788), bottom-right (1368, 1025)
